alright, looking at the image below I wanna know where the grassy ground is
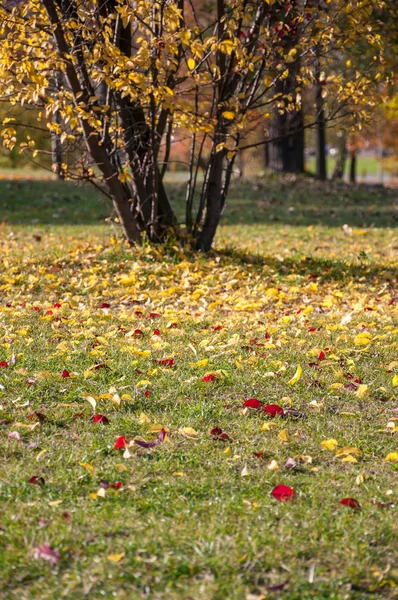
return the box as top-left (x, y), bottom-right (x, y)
top-left (0, 174), bottom-right (397, 600)
top-left (305, 156), bottom-right (382, 179)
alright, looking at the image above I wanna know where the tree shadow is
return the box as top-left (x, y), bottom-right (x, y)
top-left (217, 245), bottom-right (397, 287)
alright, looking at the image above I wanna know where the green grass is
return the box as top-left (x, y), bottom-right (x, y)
top-left (306, 156), bottom-right (382, 179)
top-left (0, 173), bottom-right (397, 599)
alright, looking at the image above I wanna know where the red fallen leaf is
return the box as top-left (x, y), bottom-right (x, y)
top-left (153, 329), bottom-right (160, 336)
top-left (307, 327), bottom-right (316, 333)
top-left (114, 436), bottom-right (129, 449)
top-left (32, 306), bottom-right (41, 312)
top-left (149, 312), bottom-right (161, 318)
top-left (134, 368), bottom-right (143, 375)
top-left (211, 427), bottom-right (223, 436)
top-left (213, 325), bottom-right (223, 331)
top-left (53, 303), bottom-right (62, 308)
top-left (133, 329), bottom-right (144, 336)
top-left (61, 369), bottom-right (70, 378)
top-left (91, 414), bottom-right (109, 424)
top-left (28, 412), bottom-right (47, 421)
top-left (202, 374), bottom-right (216, 382)
top-left (271, 484), bottom-right (295, 501)
top-left (308, 362), bottom-right (320, 367)
top-left (158, 358), bottom-right (175, 368)
top-left (265, 332), bottom-right (271, 340)
top-left (29, 476), bottom-right (45, 486)
top-left (254, 452), bottom-right (264, 458)
top-left (210, 427), bottom-right (229, 440)
top-left (340, 497), bottom-right (361, 509)
top-left (46, 310), bottom-right (53, 315)
top-left (144, 390), bottom-right (151, 397)
top-left (33, 544), bottom-right (60, 565)
top-left (73, 412), bottom-right (84, 419)
top-left (99, 480), bottom-right (123, 489)
top-left (134, 428), bottom-right (167, 449)
top-left (62, 512), bottom-right (72, 522)
top-left (264, 404), bottom-right (284, 417)
top-left (0, 360), bottom-right (8, 368)
top-left (318, 351), bottom-right (325, 361)
top-left (100, 302), bottom-right (110, 309)
top-left (244, 398), bottom-right (263, 409)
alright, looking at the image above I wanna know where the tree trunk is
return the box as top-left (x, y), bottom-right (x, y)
top-left (315, 60), bottom-right (327, 180)
top-left (268, 74), bottom-right (304, 173)
top-left (196, 150), bottom-right (225, 252)
top-left (51, 110), bottom-right (64, 180)
top-left (349, 151), bottom-right (357, 184)
top-left (332, 133), bottom-right (347, 180)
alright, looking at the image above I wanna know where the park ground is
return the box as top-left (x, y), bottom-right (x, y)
top-left (0, 172), bottom-right (397, 599)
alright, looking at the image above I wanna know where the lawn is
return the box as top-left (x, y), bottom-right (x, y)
top-left (0, 174), bottom-right (397, 600)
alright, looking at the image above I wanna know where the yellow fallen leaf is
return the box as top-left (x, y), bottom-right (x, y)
top-left (136, 380), bottom-right (152, 387)
top-left (335, 446), bottom-right (363, 457)
top-left (261, 422), bottom-right (277, 431)
top-left (385, 452), bottom-right (398, 462)
top-left (278, 429), bottom-right (289, 442)
top-left (356, 474), bottom-right (364, 485)
top-left (189, 359), bottom-right (209, 368)
top-left (149, 424), bottom-right (169, 433)
top-left (107, 553), bottom-right (125, 562)
top-left (321, 439), bottom-right (338, 451)
top-left (267, 460), bottom-right (279, 470)
top-left (178, 426), bottom-right (199, 436)
top-left (80, 462), bottom-right (95, 474)
top-left (355, 384), bottom-right (370, 398)
top-left (341, 455), bottom-right (358, 463)
top-left (392, 374), bottom-right (398, 387)
top-left (172, 472), bottom-right (184, 477)
top-left (138, 412), bottom-right (151, 424)
top-left (288, 365), bottom-right (302, 385)
top-left (354, 332), bottom-right (372, 346)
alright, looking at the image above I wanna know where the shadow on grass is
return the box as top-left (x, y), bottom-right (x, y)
top-left (0, 174), bottom-right (397, 229)
top-left (217, 246), bottom-right (397, 286)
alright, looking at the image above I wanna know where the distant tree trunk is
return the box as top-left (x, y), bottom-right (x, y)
top-left (332, 133), bottom-right (347, 180)
top-left (315, 58), bottom-right (327, 180)
top-left (264, 141), bottom-right (269, 169)
top-left (268, 78), bottom-right (305, 174)
top-left (268, 21), bottom-right (305, 176)
top-left (349, 151), bottom-right (357, 184)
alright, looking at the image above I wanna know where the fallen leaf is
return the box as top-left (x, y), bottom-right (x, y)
top-left (321, 439), bottom-right (338, 451)
top-left (288, 365), bottom-right (302, 385)
top-left (271, 484), bottom-right (295, 501)
top-left (33, 544), bottom-right (60, 565)
top-left (340, 497), bottom-right (361, 509)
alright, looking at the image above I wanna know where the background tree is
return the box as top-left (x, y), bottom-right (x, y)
top-left (0, 0), bottom-right (390, 249)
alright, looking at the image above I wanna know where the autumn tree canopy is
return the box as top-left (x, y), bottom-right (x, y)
top-left (0, 0), bottom-right (391, 250)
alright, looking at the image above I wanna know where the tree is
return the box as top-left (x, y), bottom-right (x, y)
top-left (0, 0), bottom-right (390, 250)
